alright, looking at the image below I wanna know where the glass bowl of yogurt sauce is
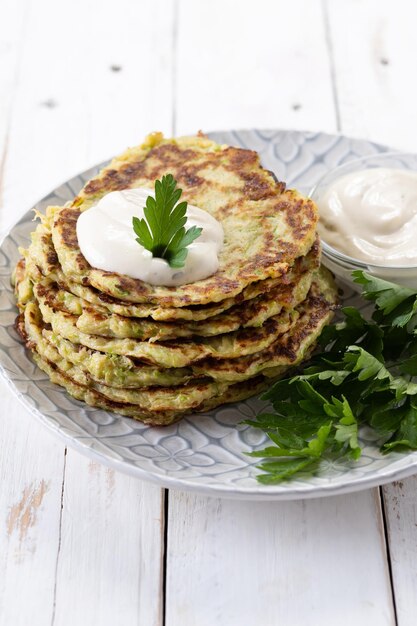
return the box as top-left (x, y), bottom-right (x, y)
top-left (310, 152), bottom-right (417, 290)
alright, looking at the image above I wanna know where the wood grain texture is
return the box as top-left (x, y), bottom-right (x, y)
top-left (0, 0), bottom-right (28, 224)
top-left (167, 2), bottom-right (396, 626)
top-left (326, 0), bottom-right (417, 151)
top-left (328, 2), bottom-right (417, 623)
top-left (166, 491), bottom-right (395, 626)
top-left (0, 385), bottom-right (65, 625)
top-left (50, 2), bottom-right (174, 621)
top-left (53, 454), bottom-right (164, 626)
top-left (383, 479), bottom-right (417, 626)
top-left (2, 0), bottom-right (176, 233)
top-left (175, 0), bottom-right (337, 135)
top-left (2, 0), bottom-right (417, 624)
top-left (0, 3), bottom-right (67, 624)
top-left (0, 1), bottom-right (174, 624)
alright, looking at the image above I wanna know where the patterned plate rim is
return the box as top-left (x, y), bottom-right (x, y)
top-left (1, 128), bottom-right (417, 500)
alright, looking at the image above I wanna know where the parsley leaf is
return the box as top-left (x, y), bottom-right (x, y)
top-left (244, 271), bottom-right (417, 484)
top-left (352, 270), bottom-right (417, 322)
top-left (132, 174), bottom-right (202, 269)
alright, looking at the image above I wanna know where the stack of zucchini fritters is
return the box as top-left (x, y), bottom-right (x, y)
top-left (14, 133), bottom-right (337, 426)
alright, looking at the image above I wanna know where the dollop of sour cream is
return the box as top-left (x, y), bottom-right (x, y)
top-left (76, 188), bottom-right (224, 286)
top-left (316, 168), bottom-right (417, 266)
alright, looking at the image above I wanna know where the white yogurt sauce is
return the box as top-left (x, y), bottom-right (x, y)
top-left (76, 188), bottom-right (224, 286)
top-left (316, 167), bottom-right (417, 266)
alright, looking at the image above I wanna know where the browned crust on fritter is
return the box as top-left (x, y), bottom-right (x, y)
top-left (195, 282), bottom-right (337, 375)
top-left (15, 257), bottom-right (26, 280)
top-left (32, 349), bottom-right (275, 426)
top-left (15, 312), bottom-right (28, 344)
top-left (33, 261), bottom-right (311, 340)
top-left (52, 137), bottom-right (318, 307)
top-left (55, 209), bottom-right (89, 272)
top-left (27, 228), bottom-right (320, 321)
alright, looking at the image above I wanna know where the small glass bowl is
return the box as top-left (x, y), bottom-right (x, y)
top-left (309, 152), bottom-right (417, 291)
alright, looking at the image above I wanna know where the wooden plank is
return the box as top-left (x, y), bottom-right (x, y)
top-left (167, 1), bottom-right (395, 624)
top-left (326, 0), bottom-right (417, 151)
top-left (327, 1), bottom-right (417, 623)
top-left (0, 0), bottom-right (174, 624)
top-left (0, 0), bottom-right (28, 224)
top-left (52, 454), bottom-right (164, 626)
top-left (383, 479), bottom-right (417, 626)
top-left (0, 383), bottom-right (66, 625)
top-left (2, 0), bottom-right (175, 232)
top-left (166, 491), bottom-right (395, 626)
top-left (175, 0), bottom-right (337, 135)
top-left (0, 2), bottom-right (67, 625)
top-left (40, 1), bottom-right (174, 623)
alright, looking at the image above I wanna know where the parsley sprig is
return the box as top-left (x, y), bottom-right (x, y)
top-left (132, 174), bottom-right (202, 268)
top-left (244, 271), bottom-right (417, 484)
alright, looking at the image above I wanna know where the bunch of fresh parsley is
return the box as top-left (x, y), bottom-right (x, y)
top-left (132, 174), bottom-right (202, 268)
top-left (244, 271), bottom-right (417, 484)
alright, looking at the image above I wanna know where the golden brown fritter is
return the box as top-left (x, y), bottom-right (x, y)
top-left (51, 134), bottom-right (318, 306)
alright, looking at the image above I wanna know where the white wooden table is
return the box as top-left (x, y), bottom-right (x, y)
top-left (1, 1), bottom-right (417, 624)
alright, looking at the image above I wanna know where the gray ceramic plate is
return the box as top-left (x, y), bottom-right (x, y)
top-left (2, 129), bottom-right (417, 500)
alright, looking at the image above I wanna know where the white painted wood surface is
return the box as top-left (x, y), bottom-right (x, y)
top-left (53, 456), bottom-right (164, 626)
top-left (383, 478), bottom-right (417, 626)
top-left (175, 0), bottom-right (337, 135)
top-left (0, 1), bottom-right (417, 625)
top-left (0, 2), bottom-right (172, 625)
top-left (326, 0), bottom-right (417, 150)
top-left (166, 491), bottom-right (394, 626)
